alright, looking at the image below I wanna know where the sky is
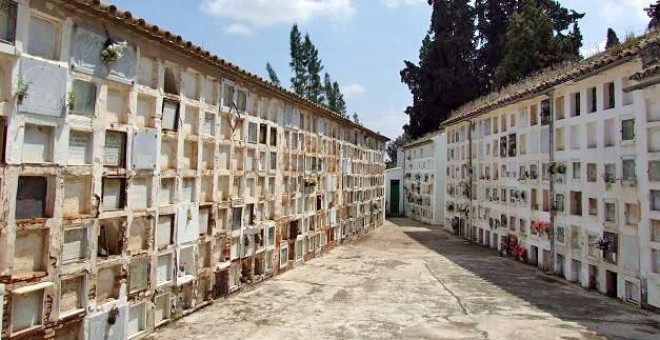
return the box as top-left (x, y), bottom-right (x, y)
top-left (109, 0), bottom-right (652, 140)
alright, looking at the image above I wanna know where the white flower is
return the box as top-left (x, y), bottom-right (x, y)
top-left (101, 40), bottom-right (128, 63)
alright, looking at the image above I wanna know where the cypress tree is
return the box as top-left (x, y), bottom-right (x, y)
top-left (289, 24), bottom-right (306, 97)
top-left (475, 0), bottom-right (519, 93)
top-left (494, 0), bottom-right (555, 88)
top-left (475, 0), bottom-right (583, 92)
top-left (333, 81), bottom-right (347, 117)
top-left (266, 62), bottom-right (280, 85)
top-left (647, 1), bottom-right (660, 30)
top-left (605, 28), bottom-right (620, 49)
top-left (536, 0), bottom-right (584, 61)
top-left (302, 35), bottom-right (324, 104)
top-left (324, 73), bottom-right (336, 110)
top-left (400, 0), bottom-right (480, 138)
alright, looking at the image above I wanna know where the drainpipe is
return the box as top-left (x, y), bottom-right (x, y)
top-left (402, 147), bottom-right (406, 218)
top-left (546, 91), bottom-right (556, 274)
top-left (468, 120), bottom-right (474, 240)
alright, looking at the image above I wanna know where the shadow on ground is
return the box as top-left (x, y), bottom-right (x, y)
top-left (388, 217), bottom-right (660, 339)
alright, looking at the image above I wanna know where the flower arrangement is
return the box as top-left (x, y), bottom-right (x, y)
top-left (457, 205), bottom-right (470, 216)
top-left (304, 177), bottom-right (317, 187)
top-left (15, 76), bottom-right (30, 105)
top-left (178, 260), bottom-right (187, 274)
top-left (100, 39), bottom-right (128, 64)
top-left (512, 243), bottom-right (528, 262)
top-left (556, 163), bottom-right (567, 174)
top-left (531, 221), bottom-right (551, 235)
top-left (602, 173), bottom-right (617, 184)
top-left (594, 238), bottom-right (613, 251)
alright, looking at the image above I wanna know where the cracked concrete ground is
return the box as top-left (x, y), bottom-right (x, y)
top-left (146, 218), bottom-right (660, 340)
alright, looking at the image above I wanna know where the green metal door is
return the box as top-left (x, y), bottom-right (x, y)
top-left (390, 180), bottom-right (400, 215)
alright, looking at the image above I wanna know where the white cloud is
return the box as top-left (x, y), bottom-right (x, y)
top-left (599, 0), bottom-right (648, 22)
top-left (200, 0), bottom-right (355, 29)
top-left (224, 23), bottom-right (253, 35)
top-left (341, 83), bottom-right (366, 98)
top-left (382, 0), bottom-right (426, 9)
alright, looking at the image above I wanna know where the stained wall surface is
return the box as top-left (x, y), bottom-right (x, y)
top-left (0, 1), bottom-right (387, 339)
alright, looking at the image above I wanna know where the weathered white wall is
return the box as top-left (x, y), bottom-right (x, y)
top-left (385, 167), bottom-right (403, 216)
top-left (0, 1), bottom-right (387, 339)
top-left (402, 132), bottom-right (447, 225)
top-left (444, 58), bottom-right (660, 309)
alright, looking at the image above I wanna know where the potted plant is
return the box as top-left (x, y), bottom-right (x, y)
top-left (67, 90), bottom-right (76, 111)
top-left (556, 163), bottom-right (567, 174)
top-left (15, 76), bottom-right (30, 105)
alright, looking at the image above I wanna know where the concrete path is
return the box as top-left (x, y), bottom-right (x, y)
top-left (146, 218), bottom-right (660, 340)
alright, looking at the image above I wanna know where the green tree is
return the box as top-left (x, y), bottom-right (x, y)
top-left (352, 112), bottom-right (360, 124)
top-left (400, 0), bottom-right (480, 138)
top-left (537, 0), bottom-right (584, 60)
top-left (494, 0), bottom-right (556, 88)
top-left (647, 1), bottom-right (660, 30)
top-left (266, 62), bottom-right (280, 85)
top-left (476, 0), bottom-right (583, 92)
top-left (386, 134), bottom-right (409, 168)
top-left (605, 28), bottom-right (620, 49)
top-left (302, 35), bottom-right (324, 104)
top-left (289, 24), bottom-right (306, 96)
top-left (321, 72), bottom-right (347, 116)
top-left (333, 81), bottom-right (347, 117)
top-left (475, 0), bottom-right (519, 92)
top-left (324, 73), bottom-right (337, 110)
top-left (287, 25), bottom-right (345, 115)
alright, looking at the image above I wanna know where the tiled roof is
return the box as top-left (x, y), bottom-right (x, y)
top-left (631, 63), bottom-right (660, 81)
top-left (442, 31), bottom-right (660, 127)
top-left (63, 0), bottom-right (389, 142)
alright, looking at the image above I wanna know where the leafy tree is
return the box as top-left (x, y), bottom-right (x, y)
top-left (475, 0), bottom-right (519, 92)
top-left (647, 1), bottom-right (660, 30)
top-left (605, 28), bottom-right (620, 49)
top-left (537, 0), bottom-right (584, 58)
top-left (386, 134), bottom-right (409, 168)
top-left (400, 0), bottom-right (480, 138)
top-left (266, 62), bottom-right (280, 85)
top-left (494, 0), bottom-right (558, 88)
top-left (287, 25), bottom-right (346, 116)
top-left (475, 0), bottom-right (583, 92)
top-left (302, 35), bottom-right (324, 104)
top-left (289, 24), bottom-right (306, 96)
